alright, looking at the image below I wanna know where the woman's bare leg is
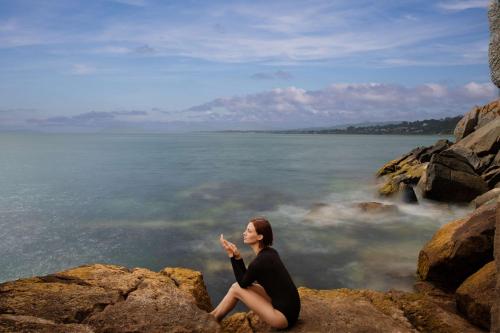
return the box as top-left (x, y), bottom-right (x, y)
top-left (210, 283), bottom-right (269, 321)
top-left (216, 283), bottom-right (288, 328)
top-left (210, 288), bottom-right (239, 322)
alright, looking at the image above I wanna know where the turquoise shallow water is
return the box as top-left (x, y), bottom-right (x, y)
top-left (0, 133), bottom-right (471, 306)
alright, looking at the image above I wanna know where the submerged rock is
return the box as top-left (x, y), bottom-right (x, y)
top-left (355, 201), bottom-right (399, 213)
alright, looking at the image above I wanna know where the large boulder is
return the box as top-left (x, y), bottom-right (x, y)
top-left (490, 0), bottom-right (500, 88)
top-left (472, 187), bottom-right (500, 208)
top-left (421, 149), bottom-right (489, 203)
top-left (417, 202), bottom-right (496, 290)
top-left (0, 264), bottom-right (220, 333)
top-left (492, 197), bottom-right (500, 333)
top-left (221, 287), bottom-right (483, 333)
top-left (454, 117), bottom-right (500, 158)
top-left (160, 267), bottom-right (213, 312)
top-left (376, 140), bottom-right (451, 197)
top-left (456, 261), bottom-right (496, 331)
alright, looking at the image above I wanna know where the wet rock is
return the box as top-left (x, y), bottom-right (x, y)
top-left (355, 201), bottom-right (399, 213)
top-left (456, 261), bottom-right (496, 331)
top-left (421, 150), bottom-right (489, 203)
top-left (417, 202), bottom-right (496, 291)
top-left (376, 140), bottom-right (451, 197)
top-left (399, 182), bottom-right (418, 203)
top-left (0, 264), bottom-right (220, 333)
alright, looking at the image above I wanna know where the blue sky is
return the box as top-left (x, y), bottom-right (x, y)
top-left (0, 0), bottom-right (497, 132)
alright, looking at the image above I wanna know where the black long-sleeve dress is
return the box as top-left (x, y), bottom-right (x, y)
top-left (230, 246), bottom-right (300, 328)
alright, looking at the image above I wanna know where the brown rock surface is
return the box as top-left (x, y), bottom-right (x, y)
top-left (421, 150), bottom-right (489, 202)
top-left (0, 264), bottom-right (220, 333)
top-left (456, 261), bottom-right (496, 331)
top-left (472, 187), bottom-right (500, 208)
top-left (355, 201), bottom-right (399, 213)
top-left (0, 314), bottom-right (95, 333)
top-left (221, 287), bottom-right (484, 333)
top-left (455, 100), bottom-right (500, 141)
top-left (417, 202), bottom-right (496, 290)
top-left (376, 140), bottom-right (452, 197)
top-left (492, 196), bottom-right (500, 333)
top-left (454, 117), bottom-right (500, 157)
top-left (160, 267), bottom-right (214, 312)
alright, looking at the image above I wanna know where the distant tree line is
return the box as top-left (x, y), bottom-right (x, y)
top-left (266, 115), bottom-right (462, 135)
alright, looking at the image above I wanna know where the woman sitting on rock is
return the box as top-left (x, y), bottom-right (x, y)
top-left (210, 217), bottom-right (301, 330)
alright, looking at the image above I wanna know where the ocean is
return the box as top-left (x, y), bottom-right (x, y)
top-left (0, 132), bottom-right (472, 306)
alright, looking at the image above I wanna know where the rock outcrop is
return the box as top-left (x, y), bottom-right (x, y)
top-left (0, 264), bottom-right (220, 333)
top-left (376, 99), bottom-right (499, 202)
top-left (492, 196), bottom-right (500, 333)
top-left (221, 287), bottom-right (483, 333)
top-left (456, 261), bottom-right (496, 331)
top-left (417, 202), bottom-right (496, 290)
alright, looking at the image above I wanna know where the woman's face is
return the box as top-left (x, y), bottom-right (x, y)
top-left (243, 222), bottom-right (262, 245)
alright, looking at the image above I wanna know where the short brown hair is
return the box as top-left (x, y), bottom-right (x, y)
top-left (250, 217), bottom-right (273, 248)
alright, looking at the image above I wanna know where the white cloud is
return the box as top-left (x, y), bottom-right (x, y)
top-left (180, 82), bottom-right (498, 126)
top-left (70, 64), bottom-right (96, 75)
top-left (109, 0), bottom-right (148, 6)
top-left (437, 0), bottom-right (489, 11)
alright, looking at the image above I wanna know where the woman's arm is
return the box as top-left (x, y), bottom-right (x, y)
top-left (230, 256), bottom-right (260, 288)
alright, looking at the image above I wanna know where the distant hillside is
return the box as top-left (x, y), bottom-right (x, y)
top-left (263, 116), bottom-right (462, 135)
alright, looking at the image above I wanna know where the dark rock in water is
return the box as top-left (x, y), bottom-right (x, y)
top-left (456, 261), bottom-right (496, 331)
top-left (422, 151), bottom-right (489, 203)
top-left (399, 182), bottom-right (418, 203)
top-left (417, 202), bottom-right (496, 291)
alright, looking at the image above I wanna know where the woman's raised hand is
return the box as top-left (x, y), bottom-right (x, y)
top-left (219, 234), bottom-right (241, 259)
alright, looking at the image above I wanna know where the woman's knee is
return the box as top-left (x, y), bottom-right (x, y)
top-left (230, 282), bottom-right (241, 294)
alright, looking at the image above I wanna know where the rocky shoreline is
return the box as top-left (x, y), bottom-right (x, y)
top-left (1, 101), bottom-right (498, 333)
top-left (1, 1), bottom-right (500, 331)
